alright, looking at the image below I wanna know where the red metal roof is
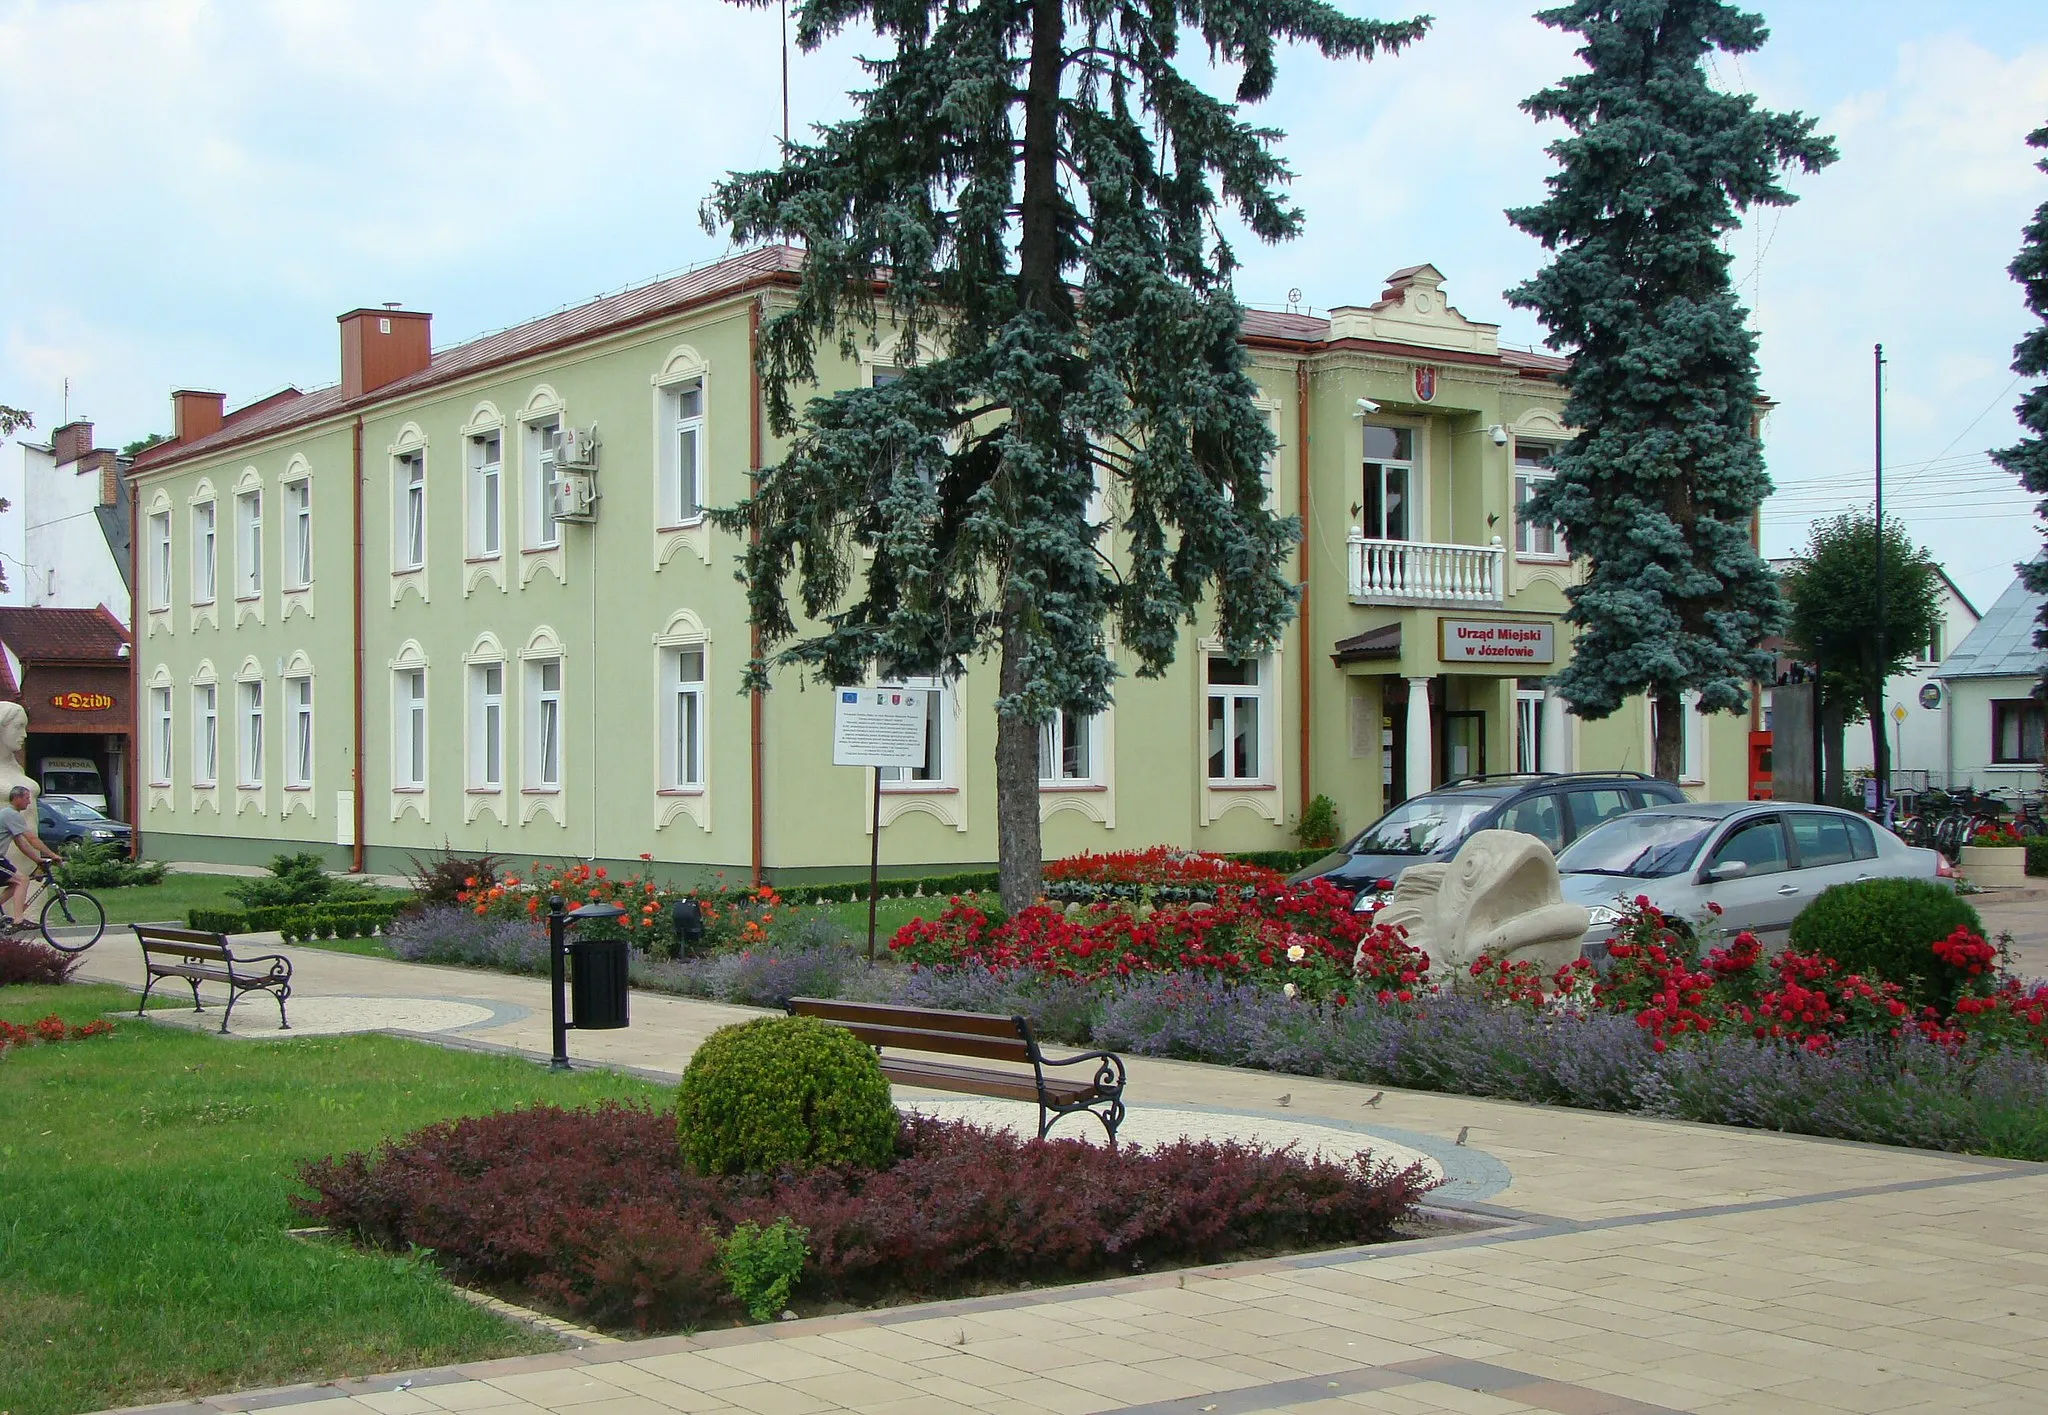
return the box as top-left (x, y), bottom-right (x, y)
top-left (131, 246), bottom-right (1567, 474)
top-left (0, 606), bottom-right (131, 663)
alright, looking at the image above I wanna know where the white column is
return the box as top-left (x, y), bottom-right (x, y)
top-left (1405, 676), bottom-right (1434, 798)
top-left (1541, 689), bottom-right (1570, 773)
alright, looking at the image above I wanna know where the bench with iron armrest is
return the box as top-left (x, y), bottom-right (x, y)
top-left (787, 996), bottom-right (1126, 1143)
top-left (134, 925), bottom-right (293, 1034)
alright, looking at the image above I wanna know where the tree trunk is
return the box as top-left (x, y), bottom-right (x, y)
top-left (995, 591), bottom-right (1043, 914)
top-left (1868, 705), bottom-right (1891, 797)
top-left (992, 0), bottom-right (1066, 915)
top-left (1652, 690), bottom-right (1684, 783)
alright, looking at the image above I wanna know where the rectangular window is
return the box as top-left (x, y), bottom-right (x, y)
top-left (1360, 425), bottom-right (1415, 542)
top-left (469, 662), bottom-right (504, 789)
top-left (395, 668), bottom-right (427, 789)
top-left (1993, 699), bottom-right (2045, 764)
top-left (149, 685), bottom-right (172, 785)
top-left (879, 680), bottom-right (947, 785)
top-left (666, 646), bottom-right (706, 788)
top-left (527, 418), bottom-right (563, 549)
top-left (192, 683), bottom-right (218, 786)
top-left (468, 433), bottom-right (502, 557)
top-left (396, 451), bottom-right (426, 571)
top-left (1925, 624), bottom-right (1943, 663)
top-left (1513, 440), bottom-right (1560, 557)
top-left (1038, 708), bottom-right (1097, 785)
top-left (662, 381), bottom-right (705, 526)
top-left (147, 510), bottom-right (172, 611)
top-left (235, 489), bottom-right (262, 598)
top-left (238, 679), bottom-right (264, 787)
top-left (529, 658), bottom-right (562, 789)
top-left (1516, 688), bottom-right (1545, 774)
top-left (284, 479), bottom-right (312, 588)
top-left (192, 502), bottom-right (216, 603)
top-left (286, 676), bottom-right (313, 788)
top-left (1206, 656), bottom-right (1268, 783)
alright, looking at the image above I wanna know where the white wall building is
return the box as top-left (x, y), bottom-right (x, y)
top-left (1847, 566), bottom-right (1979, 787)
top-left (1936, 572), bottom-right (2044, 795)
top-left (6, 421), bottom-right (133, 627)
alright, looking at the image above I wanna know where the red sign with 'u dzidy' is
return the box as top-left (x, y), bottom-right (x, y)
top-left (50, 691), bottom-right (116, 712)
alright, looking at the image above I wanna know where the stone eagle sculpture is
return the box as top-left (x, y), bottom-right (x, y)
top-left (1363, 829), bottom-right (1591, 977)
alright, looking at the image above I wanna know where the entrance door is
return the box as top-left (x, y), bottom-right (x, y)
top-left (1442, 711), bottom-right (1485, 784)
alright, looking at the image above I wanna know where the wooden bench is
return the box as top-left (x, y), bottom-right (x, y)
top-left (788, 997), bottom-right (1127, 1143)
top-left (134, 925), bottom-right (294, 1034)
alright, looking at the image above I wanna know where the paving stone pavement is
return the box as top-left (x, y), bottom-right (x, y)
top-left (78, 936), bottom-right (2048, 1415)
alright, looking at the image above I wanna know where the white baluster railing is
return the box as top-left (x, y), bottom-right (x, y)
top-left (1346, 536), bottom-right (1506, 607)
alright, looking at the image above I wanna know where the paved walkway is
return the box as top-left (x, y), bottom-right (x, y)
top-left (78, 938), bottom-right (2048, 1415)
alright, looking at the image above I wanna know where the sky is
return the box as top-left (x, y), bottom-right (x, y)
top-left (2, 0), bottom-right (2046, 611)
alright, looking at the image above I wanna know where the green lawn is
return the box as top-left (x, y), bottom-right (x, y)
top-left (75, 872), bottom-right (407, 927)
top-left (819, 891), bottom-right (986, 944)
top-left (0, 984), bottom-right (670, 1415)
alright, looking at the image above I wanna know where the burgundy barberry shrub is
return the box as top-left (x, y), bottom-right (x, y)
top-left (0, 937), bottom-right (80, 987)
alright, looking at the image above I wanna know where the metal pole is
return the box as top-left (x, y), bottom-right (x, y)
top-left (1874, 343), bottom-right (1888, 812)
top-left (866, 765), bottom-right (882, 964)
top-left (548, 895), bottom-right (571, 1071)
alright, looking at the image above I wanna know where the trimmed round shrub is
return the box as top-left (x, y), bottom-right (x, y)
top-left (676, 1016), bottom-right (896, 1175)
top-left (1788, 877), bottom-right (1986, 1011)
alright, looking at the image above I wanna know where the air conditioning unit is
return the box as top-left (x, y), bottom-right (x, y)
top-left (557, 423), bottom-right (601, 470)
top-left (550, 472), bottom-right (595, 522)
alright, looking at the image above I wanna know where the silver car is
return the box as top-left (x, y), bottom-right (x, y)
top-left (1557, 801), bottom-right (1951, 954)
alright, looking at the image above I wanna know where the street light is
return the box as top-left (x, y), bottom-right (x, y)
top-left (546, 895), bottom-right (629, 1071)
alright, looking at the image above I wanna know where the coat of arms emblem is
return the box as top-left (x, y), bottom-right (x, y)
top-left (1414, 365), bottom-right (1438, 402)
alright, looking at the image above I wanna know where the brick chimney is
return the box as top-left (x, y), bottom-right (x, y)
top-left (51, 420), bottom-right (94, 465)
top-left (338, 307), bottom-right (432, 400)
top-left (81, 451), bottom-right (120, 507)
top-left (172, 390), bottom-right (226, 443)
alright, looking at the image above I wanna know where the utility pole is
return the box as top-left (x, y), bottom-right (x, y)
top-left (1873, 343), bottom-right (1888, 813)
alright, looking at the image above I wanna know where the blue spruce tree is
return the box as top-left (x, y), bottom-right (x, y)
top-left (1992, 123), bottom-right (2048, 687)
top-left (1507, 0), bottom-right (1836, 781)
top-left (706, 0), bottom-right (1426, 908)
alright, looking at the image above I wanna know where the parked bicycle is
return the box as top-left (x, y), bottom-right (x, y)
top-left (7, 860), bottom-right (107, 952)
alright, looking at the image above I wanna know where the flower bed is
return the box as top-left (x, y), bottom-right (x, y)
top-left (2, 1012), bottom-right (114, 1053)
top-left (296, 1103), bottom-right (1432, 1332)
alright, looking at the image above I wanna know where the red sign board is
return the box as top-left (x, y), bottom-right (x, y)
top-left (51, 691), bottom-right (117, 713)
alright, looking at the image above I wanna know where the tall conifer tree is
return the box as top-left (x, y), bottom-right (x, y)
top-left (1507, 1), bottom-right (1835, 781)
top-left (1992, 123), bottom-right (2048, 687)
top-left (707, 0), bottom-right (1426, 909)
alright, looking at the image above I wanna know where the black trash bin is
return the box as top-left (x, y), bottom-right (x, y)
top-left (569, 935), bottom-right (631, 1030)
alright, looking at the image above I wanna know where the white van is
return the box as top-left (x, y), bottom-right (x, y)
top-left (39, 757), bottom-right (107, 814)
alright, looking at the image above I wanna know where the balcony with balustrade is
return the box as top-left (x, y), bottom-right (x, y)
top-left (1347, 535), bottom-right (1506, 608)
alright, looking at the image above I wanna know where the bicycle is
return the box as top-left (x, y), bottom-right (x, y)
top-left (6, 860), bottom-right (107, 952)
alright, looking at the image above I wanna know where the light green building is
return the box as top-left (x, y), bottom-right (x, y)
top-left (126, 248), bottom-right (1755, 882)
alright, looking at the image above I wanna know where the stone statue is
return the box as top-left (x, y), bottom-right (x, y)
top-left (1365, 829), bottom-right (1590, 978)
top-left (0, 702), bottom-right (35, 873)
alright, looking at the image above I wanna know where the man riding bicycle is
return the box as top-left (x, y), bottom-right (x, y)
top-left (1, 785), bottom-right (63, 933)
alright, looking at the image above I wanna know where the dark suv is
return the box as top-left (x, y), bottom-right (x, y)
top-left (1291, 772), bottom-right (1689, 911)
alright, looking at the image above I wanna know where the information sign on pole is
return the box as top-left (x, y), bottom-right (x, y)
top-left (834, 688), bottom-right (930, 963)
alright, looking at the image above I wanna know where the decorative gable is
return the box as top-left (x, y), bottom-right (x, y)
top-left (1326, 265), bottom-right (1500, 356)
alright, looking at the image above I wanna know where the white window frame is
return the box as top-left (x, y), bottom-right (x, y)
top-left (1516, 688), bottom-right (1545, 775)
top-left (1360, 424), bottom-right (1419, 543)
top-left (147, 510), bottom-right (172, 612)
top-left (525, 417), bottom-right (564, 550)
top-left (1205, 653), bottom-right (1272, 785)
top-left (1038, 707), bottom-right (1103, 787)
top-left (396, 450), bottom-right (426, 571)
top-left (1513, 439), bottom-right (1563, 560)
top-left (285, 675), bottom-right (313, 790)
top-left (661, 643), bottom-right (708, 791)
top-left (527, 656), bottom-right (563, 791)
top-left (468, 431), bottom-right (503, 558)
top-left (234, 488), bottom-right (263, 599)
top-left (283, 477), bottom-right (312, 589)
top-left (192, 682), bottom-right (218, 787)
top-left (149, 684), bottom-right (173, 786)
top-left (879, 677), bottom-right (952, 788)
top-left (191, 502), bottom-right (216, 604)
top-left (238, 678), bottom-right (264, 788)
top-left (659, 378), bottom-right (706, 528)
top-left (394, 667), bottom-right (427, 790)
top-left (468, 661), bottom-right (505, 791)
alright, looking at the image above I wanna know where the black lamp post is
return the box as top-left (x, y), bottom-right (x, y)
top-left (546, 895), bottom-right (629, 1071)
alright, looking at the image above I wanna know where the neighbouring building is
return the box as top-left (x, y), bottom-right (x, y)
top-left (4, 420), bottom-right (135, 621)
top-left (1935, 572), bottom-right (2046, 793)
top-left (0, 606), bottom-right (135, 818)
top-left (126, 247), bottom-right (1755, 881)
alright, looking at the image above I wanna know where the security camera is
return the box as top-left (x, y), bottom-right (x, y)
top-left (1355, 398), bottom-right (1380, 415)
top-left (1488, 424), bottom-right (1509, 447)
